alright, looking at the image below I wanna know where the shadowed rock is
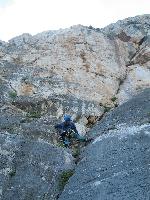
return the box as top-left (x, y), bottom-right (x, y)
top-left (0, 132), bottom-right (75, 200)
top-left (59, 89), bottom-right (150, 200)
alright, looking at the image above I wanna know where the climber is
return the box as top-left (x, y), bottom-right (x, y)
top-left (54, 114), bottom-right (85, 147)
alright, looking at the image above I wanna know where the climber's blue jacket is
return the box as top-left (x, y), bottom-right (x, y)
top-left (54, 121), bottom-right (78, 134)
top-left (55, 115), bottom-right (86, 141)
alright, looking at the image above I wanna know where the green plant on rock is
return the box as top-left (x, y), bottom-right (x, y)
top-left (72, 148), bottom-right (80, 158)
top-left (56, 142), bottom-right (65, 148)
top-left (9, 169), bottom-right (16, 177)
top-left (58, 170), bottom-right (74, 191)
top-left (9, 91), bottom-right (17, 98)
top-left (111, 96), bottom-right (117, 102)
top-left (26, 110), bottom-right (41, 118)
top-left (104, 106), bottom-right (111, 113)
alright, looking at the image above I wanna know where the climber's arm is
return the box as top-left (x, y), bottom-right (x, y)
top-left (54, 123), bottom-right (63, 130)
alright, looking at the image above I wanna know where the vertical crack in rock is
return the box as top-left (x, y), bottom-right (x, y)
top-left (127, 36), bottom-right (148, 66)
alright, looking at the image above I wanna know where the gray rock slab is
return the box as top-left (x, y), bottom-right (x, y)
top-left (0, 132), bottom-right (75, 200)
top-left (89, 88), bottom-right (150, 137)
top-left (59, 89), bottom-right (150, 200)
top-left (59, 124), bottom-right (150, 200)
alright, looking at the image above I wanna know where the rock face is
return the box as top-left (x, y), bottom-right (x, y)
top-left (0, 132), bottom-right (74, 200)
top-left (89, 88), bottom-right (150, 137)
top-left (58, 89), bottom-right (150, 200)
top-left (102, 14), bottom-right (150, 104)
top-left (0, 15), bottom-right (150, 135)
top-left (2, 27), bottom-right (125, 105)
top-left (0, 15), bottom-right (150, 200)
top-left (0, 15), bottom-right (150, 107)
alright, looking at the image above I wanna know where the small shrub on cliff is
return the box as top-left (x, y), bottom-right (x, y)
top-left (26, 111), bottom-right (41, 118)
top-left (72, 147), bottom-right (80, 158)
top-left (104, 106), bottom-right (111, 113)
top-left (9, 91), bottom-right (17, 98)
top-left (58, 170), bottom-right (74, 191)
top-left (9, 169), bottom-right (16, 177)
top-left (111, 96), bottom-right (117, 102)
top-left (56, 142), bottom-right (66, 148)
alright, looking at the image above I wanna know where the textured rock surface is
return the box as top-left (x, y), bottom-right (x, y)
top-left (0, 59), bottom-right (104, 141)
top-left (58, 89), bottom-right (150, 200)
top-left (0, 15), bottom-right (150, 107)
top-left (0, 15), bottom-right (150, 140)
top-left (89, 88), bottom-right (150, 137)
top-left (102, 15), bottom-right (150, 104)
top-left (0, 132), bottom-right (74, 200)
top-left (0, 15), bottom-right (150, 200)
top-left (1, 27), bottom-right (126, 105)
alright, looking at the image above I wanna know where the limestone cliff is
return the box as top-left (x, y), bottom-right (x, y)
top-left (0, 14), bottom-right (150, 200)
